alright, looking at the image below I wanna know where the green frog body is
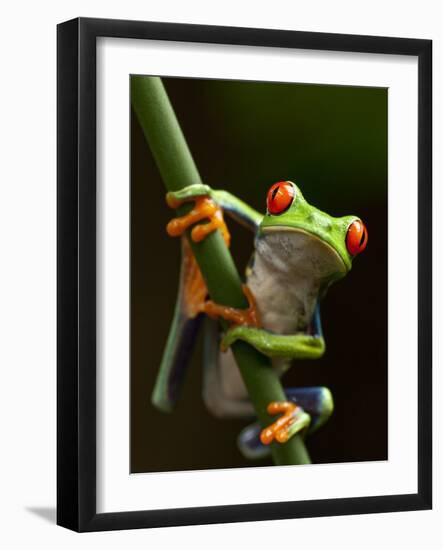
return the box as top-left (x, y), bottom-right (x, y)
top-left (152, 181), bottom-right (367, 457)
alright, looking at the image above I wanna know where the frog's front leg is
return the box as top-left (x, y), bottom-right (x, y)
top-left (203, 284), bottom-right (261, 329)
top-left (167, 186), bottom-right (261, 326)
top-left (221, 325), bottom-right (325, 359)
top-left (166, 184), bottom-right (230, 245)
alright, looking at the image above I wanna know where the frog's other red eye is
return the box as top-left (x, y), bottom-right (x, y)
top-left (346, 219), bottom-right (368, 256)
top-left (266, 181), bottom-right (295, 215)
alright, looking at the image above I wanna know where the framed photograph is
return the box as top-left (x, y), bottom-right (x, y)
top-left (57, 17), bottom-right (432, 531)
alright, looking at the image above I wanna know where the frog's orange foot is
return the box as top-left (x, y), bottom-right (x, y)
top-left (201, 285), bottom-right (260, 328)
top-left (260, 401), bottom-right (306, 445)
top-left (166, 194), bottom-right (230, 245)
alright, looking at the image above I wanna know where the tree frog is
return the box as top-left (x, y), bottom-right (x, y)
top-left (152, 181), bottom-right (367, 459)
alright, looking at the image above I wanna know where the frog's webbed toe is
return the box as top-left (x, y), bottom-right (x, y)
top-left (202, 285), bottom-right (260, 329)
top-left (166, 186), bottom-right (230, 245)
top-left (237, 387), bottom-right (334, 459)
top-left (260, 401), bottom-right (311, 445)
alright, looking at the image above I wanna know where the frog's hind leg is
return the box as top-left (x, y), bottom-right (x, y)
top-left (237, 386), bottom-right (333, 460)
top-left (202, 317), bottom-right (255, 419)
top-left (285, 386), bottom-right (334, 433)
top-left (151, 238), bottom-right (207, 412)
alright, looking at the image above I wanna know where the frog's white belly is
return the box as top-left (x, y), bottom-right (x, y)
top-left (208, 229), bottom-right (345, 416)
top-left (248, 250), bottom-right (316, 335)
top-left (247, 230), bottom-right (341, 334)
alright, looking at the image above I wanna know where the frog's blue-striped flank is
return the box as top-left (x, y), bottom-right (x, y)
top-left (152, 181), bottom-right (367, 458)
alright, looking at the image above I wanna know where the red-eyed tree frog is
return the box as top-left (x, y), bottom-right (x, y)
top-left (152, 181), bottom-right (367, 459)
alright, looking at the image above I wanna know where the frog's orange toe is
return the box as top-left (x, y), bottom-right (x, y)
top-left (259, 401), bottom-right (297, 445)
top-left (166, 195), bottom-right (230, 245)
top-left (260, 427), bottom-right (275, 446)
top-left (200, 284), bottom-right (260, 329)
top-left (166, 218), bottom-right (187, 237)
top-left (275, 429), bottom-right (290, 444)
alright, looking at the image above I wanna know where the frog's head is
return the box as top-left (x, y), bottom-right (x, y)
top-left (258, 180), bottom-right (367, 284)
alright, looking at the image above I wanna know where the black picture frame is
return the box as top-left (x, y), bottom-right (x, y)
top-left (57, 17), bottom-right (432, 532)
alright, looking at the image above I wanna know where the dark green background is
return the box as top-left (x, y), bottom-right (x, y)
top-left (131, 77), bottom-right (387, 473)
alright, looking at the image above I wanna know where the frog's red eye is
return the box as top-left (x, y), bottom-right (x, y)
top-left (266, 181), bottom-right (295, 215)
top-left (346, 219), bottom-right (368, 256)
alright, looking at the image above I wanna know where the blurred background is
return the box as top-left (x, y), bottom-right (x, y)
top-left (131, 76), bottom-right (387, 473)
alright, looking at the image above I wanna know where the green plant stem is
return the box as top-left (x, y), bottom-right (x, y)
top-left (131, 75), bottom-right (310, 466)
